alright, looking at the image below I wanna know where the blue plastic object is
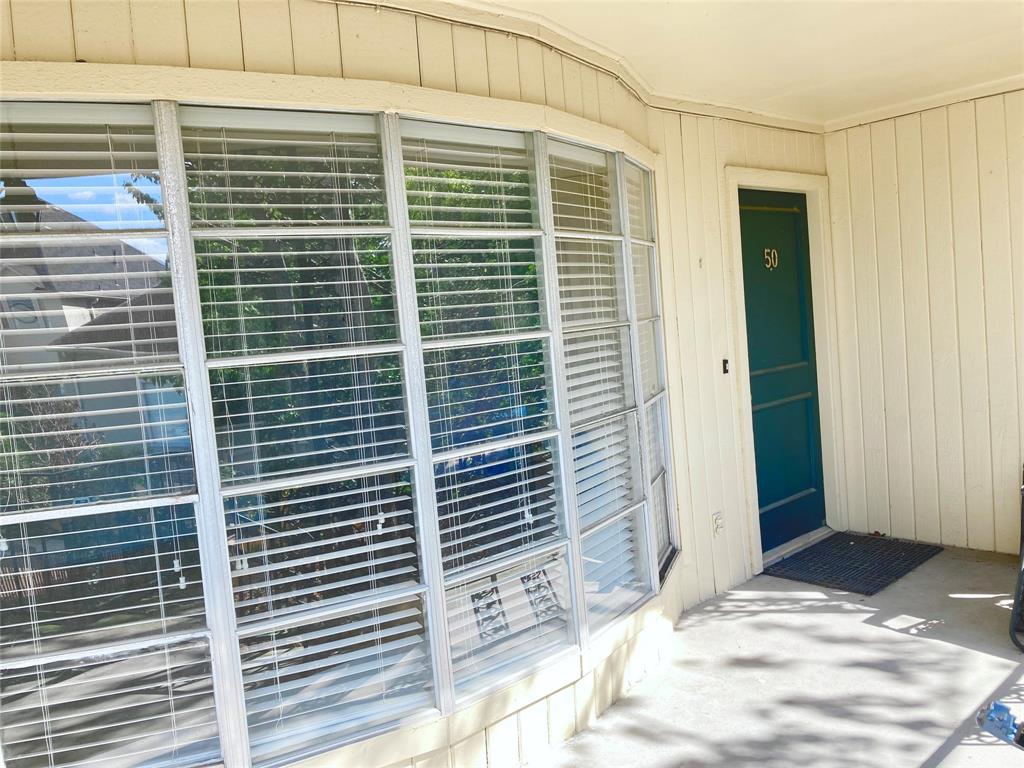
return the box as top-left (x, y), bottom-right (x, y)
top-left (977, 701), bottom-right (1024, 748)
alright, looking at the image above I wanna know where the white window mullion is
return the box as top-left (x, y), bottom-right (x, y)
top-left (614, 151), bottom-right (660, 594)
top-left (381, 112), bottom-right (456, 715)
top-left (534, 131), bottom-right (591, 650)
top-left (153, 99), bottom-right (252, 768)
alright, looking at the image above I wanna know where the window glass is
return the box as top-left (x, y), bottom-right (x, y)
top-left (240, 596), bottom-right (434, 766)
top-left (446, 550), bottom-right (572, 694)
top-left (435, 439), bottom-right (561, 574)
top-left (226, 470), bottom-right (419, 624)
top-left (413, 237), bottom-right (542, 339)
top-left (196, 235), bottom-right (397, 357)
top-left (549, 141), bottom-right (617, 233)
top-left (181, 109), bottom-right (386, 228)
top-left (0, 238), bottom-right (177, 375)
top-left (209, 355), bottom-right (407, 486)
top-left (555, 238), bottom-right (625, 328)
top-left (0, 372), bottom-right (194, 515)
top-left (1, 640), bottom-right (219, 768)
top-left (572, 415), bottom-right (640, 530)
top-left (624, 161), bottom-right (653, 241)
top-left (0, 105), bottom-right (162, 233)
top-left (0, 504), bottom-right (204, 661)
top-left (581, 510), bottom-right (649, 631)
top-left (402, 121), bottom-right (536, 228)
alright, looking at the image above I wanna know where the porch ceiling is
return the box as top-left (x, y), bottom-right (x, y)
top-left (463, 0), bottom-right (1024, 130)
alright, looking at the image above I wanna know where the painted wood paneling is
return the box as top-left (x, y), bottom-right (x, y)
top-left (515, 37), bottom-right (545, 105)
top-left (337, 5), bottom-right (419, 86)
top-left (10, 0), bottom-right (76, 62)
top-left (486, 31), bottom-right (520, 102)
top-left (183, 0), bottom-right (243, 71)
top-left (0, 0), bottom-right (13, 61)
top-left (238, 0), bottom-right (293, 74)
top-left (72, 0), bottom-right (133, 64)
top-left (826, 92), bottom-right (1023, 553)
top-left (130, 0), bottom-right (189, 68)
top-left (415, 17), bottom-right (455, 92)
top-left (451, 25), bottom-right (488, 97)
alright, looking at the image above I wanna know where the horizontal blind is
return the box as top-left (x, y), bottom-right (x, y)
top-left (226, 470), bottom-right (419, 624)
top-left (0, 106), bottom-right (163, 233)
top-left (555, 238), bottom-right (624, 328)
top-left (0, 372), bottom-right (195, 514)
top-left (188, 107), bottom-right (433, 764)
top-left (445, 549), bottom-right (571, 693)
top-left (638, 320), bottom-right (661, 401)
top-left (209, 354), bottom-right (408, 486)
top-left (434, 440), bottom-right (560, 573)
top-left (239, 596), bottom-right (433, 766)
top-left (0, 238), bottom-right (178, 374)
top-left (0, 639), bottom-right (219, 768)
top-left (413, 237), bottom-right (542, 339)
top-left (196, 235), bottom-right (397, 357)
top-left (623, 161), bottom-right (653, 241)
top-left (572, 416), bottom-right (639, 530)
top-left (0, 504), bottom-right (204, 661)
top-left (631, 243), bottom-right (656, 323)
top-left (548, 141), bottom-right (616, 233)
top-left (650, 473), bottom-right (672, 566)
top-left (423, 339), bottom-right (552, 453)
top-left (402, 121), bottom-right (536, 229)
top-left (581, 511), bottom-right (648, 631)
top-left (180, 109), bottom-right (386, 228)
top-left (562, 328), bottom-right (631, 426)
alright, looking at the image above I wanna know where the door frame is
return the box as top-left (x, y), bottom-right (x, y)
top-left (723, 166), bottom-right (847, 577)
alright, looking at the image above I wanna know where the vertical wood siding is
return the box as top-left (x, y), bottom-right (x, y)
top-left (826, 92), bottom-right (1023, 554)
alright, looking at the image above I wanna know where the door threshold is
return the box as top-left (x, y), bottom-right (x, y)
top-left (762, 525), bottom-right (834, 569)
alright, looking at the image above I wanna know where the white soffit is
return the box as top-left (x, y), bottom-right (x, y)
top-left (457, 0), bottom-right (1024, 130)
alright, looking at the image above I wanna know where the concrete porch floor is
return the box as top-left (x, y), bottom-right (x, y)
top-left (547, 547), bottom-right (1024, 768)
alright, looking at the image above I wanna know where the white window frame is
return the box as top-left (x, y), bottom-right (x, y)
top-left (0, 100), bottom-right (678, 768)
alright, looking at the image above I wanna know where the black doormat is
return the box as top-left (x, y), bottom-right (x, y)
top-left (763, 532), bottom-right (943, 595)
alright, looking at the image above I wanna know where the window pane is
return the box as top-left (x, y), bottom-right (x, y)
top-left (549, 141), bottom-right (616, 233)
top-left (0, 372), bottom-right (195, 514)
top-left (209, 354), bottom-right (407, 486)
top-left (555, 238), bottom-right (624, 328)
top-left (644, 398), bottom-right (666, 480)
top-left (227, 470), bottom-right (419, 624)
top-left (435, 440), bottom-right (561, 574)
top-left (0, 639), bottom-right (219, 768)
top-left (240, 596), bottom-right (433, 767)
top-left (424, 339), bottom-right (552, 453)
top-left (638, 319), bottom-right (662, 401)
top-left (624, 162), bottom-right (652, 241)
top-left (413, 237), bottom-right (542, 339)
top-left (0, 108), bottom-right (162, 233)
top-left (631, 243), bottom-right (656, 322)
top-left (650, 473), bottom-right (673, 566)
top-left (582, 511), bottom-right (649, 631)
top-left (563, 327), bottom-right (632, 426)
top-left (0, 504), bottom-right (204, 661)
top-left (196, 235), bottom-right (397, 357)
top-left (446, 550), bottom-right (572, 695)
top-left (181, 111), bottom-right (386, 227)
top-left (573, 415), bottom-right (640, 530)
top-left (402, 121), bottom-right (536, 228)
top-left (0, 238), bottom-right (177, 375)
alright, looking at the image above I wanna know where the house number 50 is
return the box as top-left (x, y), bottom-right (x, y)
top-left (763, 248), bottom-right (779, 271)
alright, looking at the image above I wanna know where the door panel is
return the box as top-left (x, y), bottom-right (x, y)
top-left (739, 188), bottom-right (826, 552)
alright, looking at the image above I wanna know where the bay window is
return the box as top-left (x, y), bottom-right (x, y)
top-left (0, 101), bottom-right (675, 768)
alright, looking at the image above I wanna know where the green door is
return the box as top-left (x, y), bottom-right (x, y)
top-left (738, 188), bottom-right (826, 552)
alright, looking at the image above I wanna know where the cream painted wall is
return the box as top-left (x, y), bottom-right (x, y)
top-left (825, 91), bottom-right (1023, 554)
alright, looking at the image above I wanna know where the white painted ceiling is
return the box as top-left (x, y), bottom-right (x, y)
top-left (465, 0), bottom-right (1024, 128)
